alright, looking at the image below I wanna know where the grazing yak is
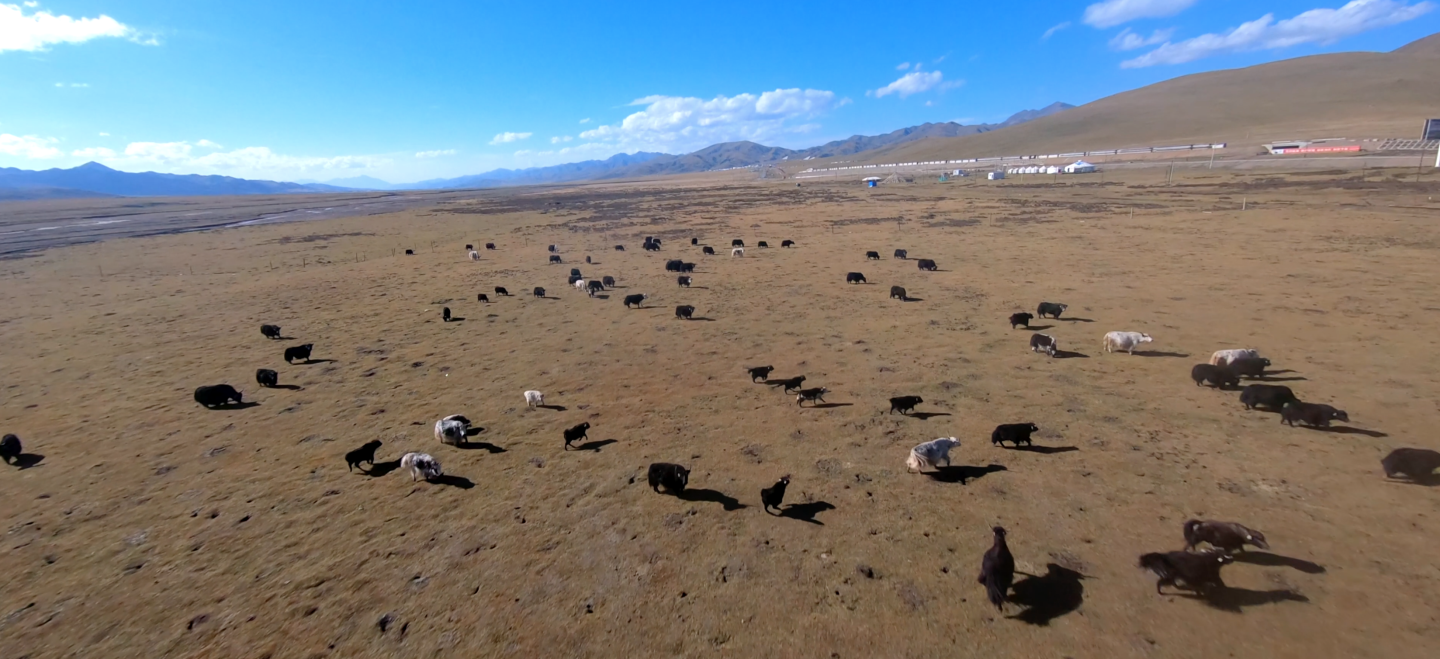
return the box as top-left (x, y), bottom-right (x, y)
top-left (548, 245), bottom-right (558, 253)
top-left (1382, 448), bottom-right (1440, 482)
top-left (284, 344), bottom-right (314, 363)
top-left (442, 307), bottom-right (452, 322)
top-left (1240, 384), bottom-right (1297, 411)
top-left (991, 423), bottom-right (1039, 447)
top-left (691, 238), bottom-right (699, 245)
top-left (533, 287), bottom-right (547, 298)
top-left (585, 256), bottom-right (592, 264)
top-left (747, 365), bottom-right (775, 382)
top-left (665, 260), bottom-right (685, 272)
top-left (1036, 302), bottom-right (1068, 319)
top-left (434, 415), bottom-right (472, 446)
top-left (345, 440), bottom-right (382, 472)
top-left (255, 369), bottom-right (279, 388)
top-left (643, 241), bottom-right (661, 252)
top-left (1227, 357), bottom-right (1271, 379)
top-left (866, 251), bottom-right (881, 260)
top-left (761, 475), bottom-right (790, 513)
top-left (623, 293), bottom-right (648, 308)
top-left (1183, 520), bottom-right (1269, 553)
top-left (1, 434), bottom-right (22, 465)
top-left (1209, 349), bottom-right (1260, 367)
top-left (615, 244), bottom-right (625, 251)
top-left (1103, 331), bottom-right (1153, 355)
top-left (495, 286), bottom-right (510, 296)
top-left (890, 286), bottom-right (907, 301)
top-left (916, 259), bottom-right (937, 271)
top-left (732, 239), bottom-right (745, 247)
top-left (782, 240), bottom-right (795, 247)
top-left (405, 249), bottom-right (414, 255)
top-left (894, 249), bottom-right (908, 259)
top-left (549, 255), bottom-right (562, 264)
top-left (795, 387), bottom-right (829, 406)
top-left (731, 248), bottom-right (745, 257)
top-left (1140, 550), bottom-right (1232, 595)
top-left (1029, 333), bottom-right (1058, 358)
top-left (978, 527), bottom-right (1015, 611)
top-left (602, 276), bottom-right (616, 288)
top-left (468, 250), bottom-right (480, 261)
top-left (675, 305), bottom-right (695, 320)
top-left (486, 243), bottom-right (496, 250)
top-left (889, 395), bottom-right (923, 415)
top-left (400, 452), bottom-right (443, 482)
top-left (587, 280), bottom-right (605, 296)
top-left (1008, 312), bottom-right (1033, 329)
top-left (568, 275), bottom-right (582, 286)
top-left (524, 390), bottom-right (545, 409)
top-left (758, 241), bottom-right (769, 248)
top-left (573, 279), bottom-right (588, 293)
top-left (907, 437), bottom-right (960, 473)
top-left (562, 422), bottom-right (590, 450)
top-left (702, 246), bottom-right (716, 256)
top-left (194, 385), bottom-right (243, 408)
top-left (679, 262), bottom-right (696, 273)
top-left (677, 276), bottom-right (692, 287)
top-left (260, 324), bottom-right (282, 339)
top-left (477, 294), bottom-right (490, 303)
top-left (648, 463), bottom-right (690, 494)
top-left (1190, 364), bottom-right (1239, 388)
top-left (570, 268), bottom-right (582, 277)
top-left (1280, 402), bottom-right (1349, 428)
top-left (845, 272), bottom-right (867, 284)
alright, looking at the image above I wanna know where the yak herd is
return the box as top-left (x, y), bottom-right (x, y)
top-left (7, 229), bottom-right (1430, 625)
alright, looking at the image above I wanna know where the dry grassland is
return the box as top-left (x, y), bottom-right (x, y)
top-left (2, 169), bottom-right (1439, 658)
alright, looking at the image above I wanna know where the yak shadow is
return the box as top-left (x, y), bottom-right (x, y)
top-left (464, 427), bottom-right (487, 437)
top-left (1022, 325), bottom-right (1054, 331)
top-left (1007, 445), bottom-right (1080, 455)
top-left (1232, 551), bottom-right (1326, 574)
top-left (536, 404), bottom-right (568, 412)
top-left (1183, 587), bottom-right (1310, 613)
top-left (1313, 425), bottom-right (1388, 438)
top-left (779, 501), bottom-right (836, 525)
top-left (1386, 474), bottom-right (1440, 487)
top-left (534, 296), bottom-right (559, 300)
top-left (591, 294), bottom-right (611, 300)
top-left (365, 460), bottom-right (402, 477)
top-left (682, 316), bottom-right (718, 321)
top-left (573, 439), bottom-right (618, 452)
top-left (266, 384), bottom-right (304, 391)
top-left (299, 358), bottom-right (338, 364)
top-left (907, 411), bottom-right (952, 420)
top-left (1008, 564), bottom-right (1086, 626)
top-left (926, 464), bottom-right (1007, 484)
top-left (432, 475), bottom-right (475, 489)
top-left (12, 453), bottom-right (45, 469)
top-left (205, 401), bottom-right (261, 410)
top-left (1053, 350), bottom-right (1089, 359)
top-left (1255, 375), bottom-right (1308, 382)
top-left (902, 297), bottom-right (925, 302)
top-left (808, 402), bottom-right (854, 409)
top-left (677, 488), bottom-right (747, 511)
top-left (443, 317), bottom-right (467, 323)
top-left (456, 442), bottom-right (506, 453)
top-left (1057, 317), bottom-right (1095, 323)
top-left (1133, 351), bottom-right (1189, 358)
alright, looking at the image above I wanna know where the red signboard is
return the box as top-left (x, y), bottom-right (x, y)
top-left (1272, 145), bottom-right (1362, 154)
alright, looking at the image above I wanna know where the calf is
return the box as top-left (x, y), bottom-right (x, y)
top-left (284, 344), bottom-right (314, 363)
top-left (757, 241), bottom-right (769, 248)
top-left (1382, 448), bottom-right (1440, 482)
top-left (1008, 312), bottom-right (1033, 329)
top-left (675, 305), bottom-right (695, 320)
top-left (702, 246), bottom-right (716, 255)
top-left (1209, 349), bottom-right (1260, 366)
top-left (549, 255), bottom-right (562, 264)
top-left (524, 390), bottom-right (545, 408)
top-left (1183, 520), bottom-right (1269, 553)
top-left (1227, 357), bottom-right (1271, 379)
top-left (495, 286), bottom-right (510, 296)
top-left (562, 422), bottom-right (590, 450)
top-left (400, 452), bottom-right (442, 482)
top-left (747, 365), bottom-right (775, 382)
top-left (845, 272), bottom-right (867, 284)
top-left (434, 414), bottom-right (471, 446)
top-left (587, 280), bottom-right (605, 296)
top-left (1190, 364), bottom-right (1238, 388)
top-left (648, 462), bottom-right (690, 494)
top-left (343, 440), bottom-right (382, 472)
top-left (888, 395), bottom-right (923, 415)
top-left (478, 293), bottom-right (489, 303)
top-left (602, 276), bottom-right (615, 288)
top-left (1139, 550), bottom-right (1232, 595)
top-left (894, 249), bottom-right (908, 259)
top-left (614, 244), bottom-right (625, 251)
top-left (486, 243), bottom-right (496, 250)
top-left (761, 475), bottom-right (790, 513)
top-left (731, 248), bottom-right (745, 257)
top-left (768, 375), bottom-right (807, 393)
top-left (732, 239), bottom-right (745, 247)
top-left (916, 259), bottom-right (938, 271)
top-left (1103, 331), bottom-right (1153, 355)
top-left (1281, 402), bottom-right (1349, 428)
top-left (1239, 384), bottom-right (1297, 411)
top-left (795, 387), bottom-right (829, 406)
top-left (890, 286), bottom-right (907, 301)
top-left (978, 526), bottom-right (1015, 611)
top-left (1, 434), bottom-right (22, 465)
top-left (781, 240), bottom-right (795, 247)
top-left (865, 251), bottom-right (881, 260)
top-left (907, 437), bottom-right (960, 473)
top-left (533, 287), bottom-right (547, 298)
top-left (442, 307), bottom-right (452, 322)
top-left (194, 385), bottom-right (243, 408)
top-left (256, 369), bottom-right (279, 388)
top-left (623, 293), bottom-right (648, 308)
top-left (991, 423), bottom-right (1039, 447)
top-left (1036, 302), bottom-right (1068, 319)
top-left (677, 276), bottom-right (692, 287)
top-left (260, 324), bottom-right (282, 339)
top-left (1029, 333), bottom-right (1058, 358)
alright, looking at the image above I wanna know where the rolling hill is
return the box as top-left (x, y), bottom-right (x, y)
top-left (861, 34), bottom-right (1440, 165)
top-left (0, 162), bottom-right (350, 199)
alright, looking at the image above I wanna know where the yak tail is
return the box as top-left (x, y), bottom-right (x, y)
top-left (983, 575), bottom-right (1006, 610)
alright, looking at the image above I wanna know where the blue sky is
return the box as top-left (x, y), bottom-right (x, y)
top-left (1, 0), bottom-right (1436, 183)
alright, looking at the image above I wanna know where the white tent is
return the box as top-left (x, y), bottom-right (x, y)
top-left (1064, 160), bottom-right (1096, 174)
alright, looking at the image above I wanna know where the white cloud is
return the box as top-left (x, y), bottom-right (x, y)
top-left (488, 131), bottom-right (532, 145)
top-left (89, 140), bottom-right (386, 177)
top-left (578, 117), bottom-right (590, 124)
top-left (1122, 0), bottom-right (1434, 67)
top-left (53, 82), bottom-right (87, 87)
top-left (414, 149), bottom-right (456, 158)
top-left (1083, 0), bottom-right (1198, 28)
top-left (577, 88), bottom-right (838, 153)
top-left (196, 139), bottom-right (222, 149)
top-left (896, 61), bottom-right (910, 70)
top-left (550, 135), bottom-right (573, 144)
top-left (97, 131), bottom-right (109, 136)
top-left (0, 133), bottom-right (60, 158)
top-left (71, 146), bottom-right (114, 158)
top-left (1043, 21), bottom-right (1072, 40)
top-left (1109, 27), bottom-right (1174, 50)
top-left (0, 3), bottom-right (143, 52)
top-left (872, 70), bottom-right (945, 98)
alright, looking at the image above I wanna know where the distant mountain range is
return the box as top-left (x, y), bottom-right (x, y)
top-left (0, 103), bottom-right (1072, 199)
